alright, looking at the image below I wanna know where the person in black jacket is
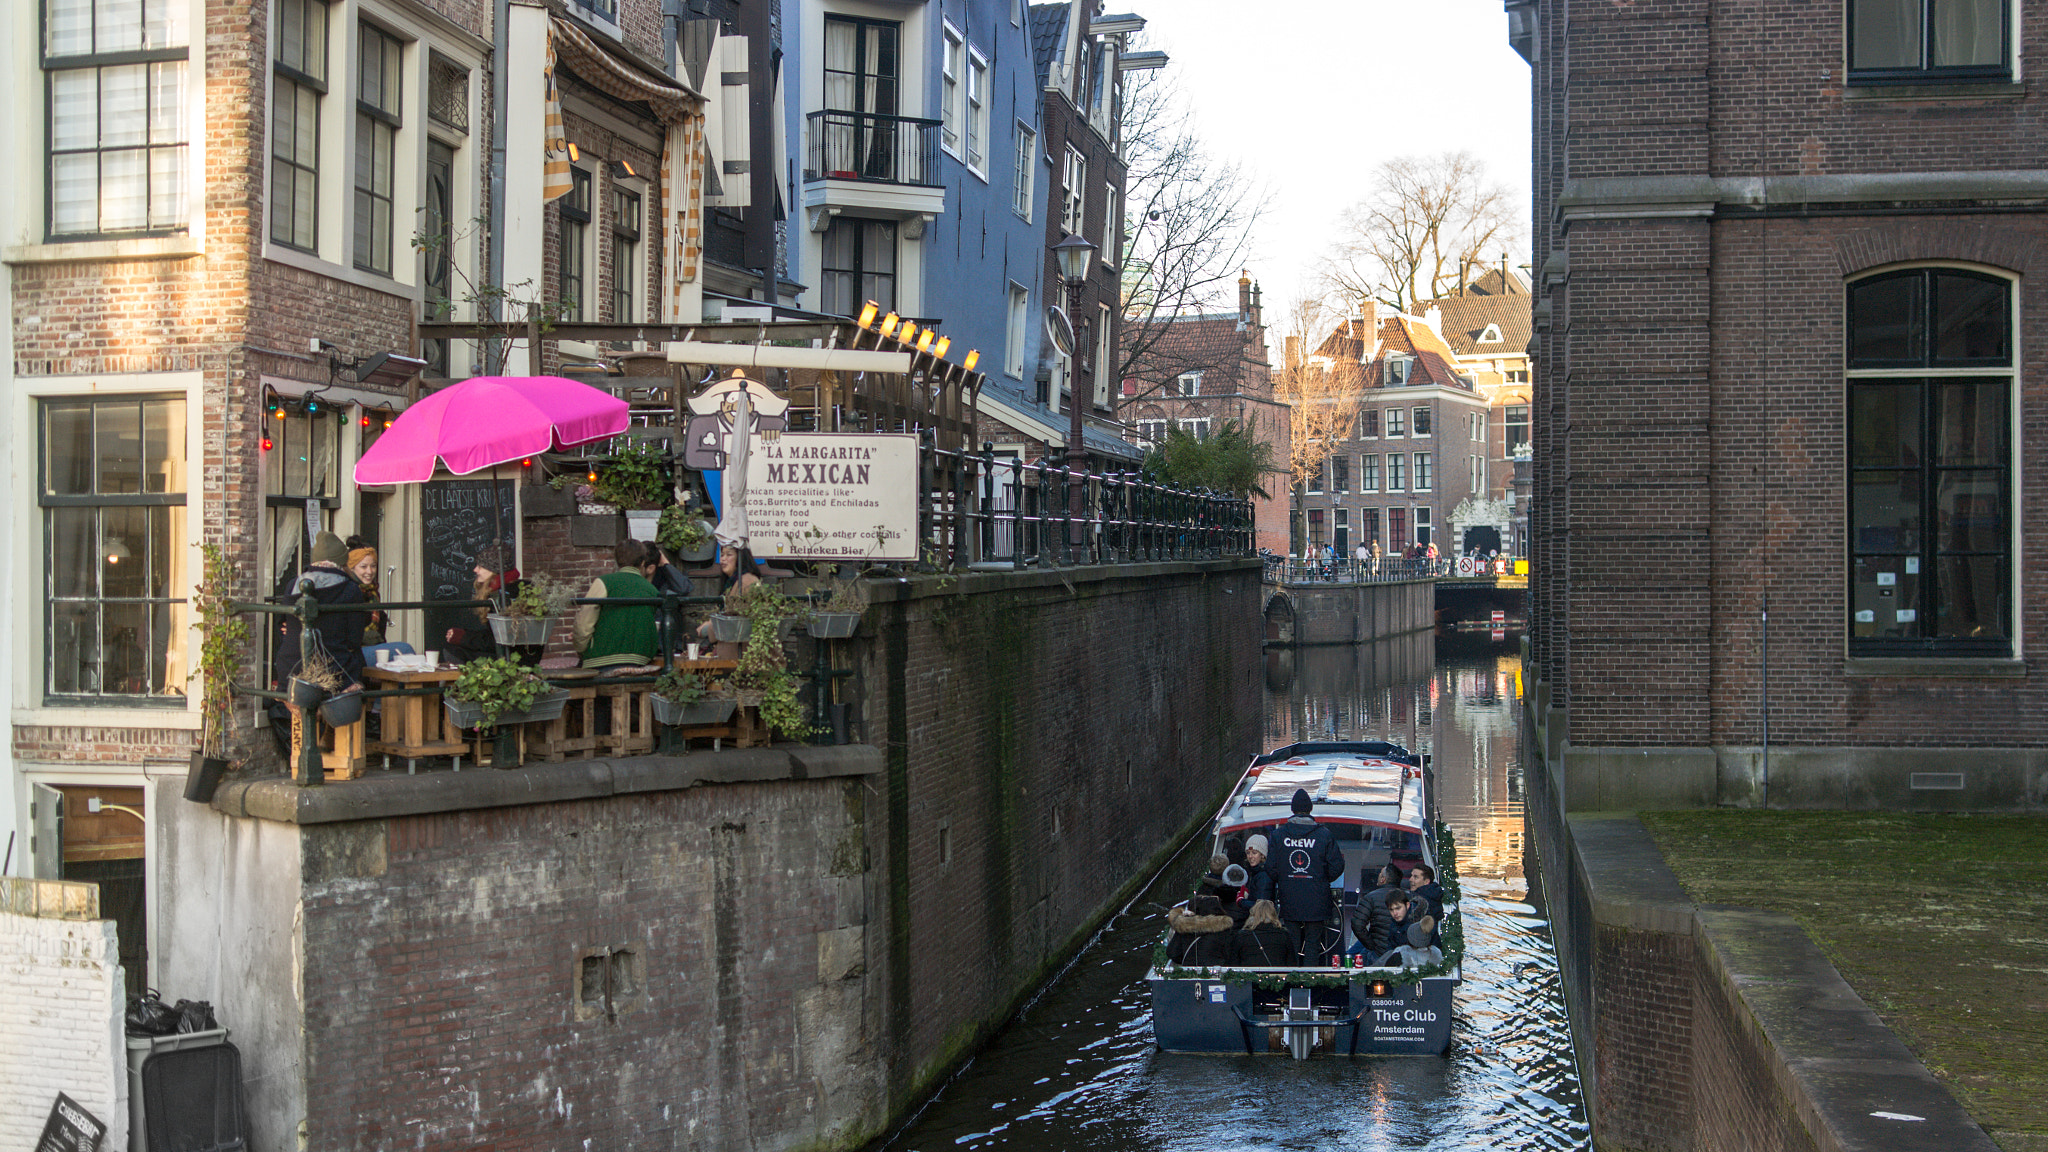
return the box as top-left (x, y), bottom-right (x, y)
top-left (1242, 835), bottom-right (1276, 905)
top-left (1406, 863), bottom-right (1445, 920)
top-left (1165, 896), bottom-right (1235, 967)
top-left (1264, 789), bottom-right (1348, 966)
top-left (269, 531), bottom-right (370, 752)
top-left (1233, 899), bottom-right (1293, 966)
top-left (1359, 864), bottom-right (1407, 960)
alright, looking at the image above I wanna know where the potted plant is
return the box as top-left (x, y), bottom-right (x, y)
top-left (708, 582), bottom-right (757, 643)
top-left (488, 572), bottom-right (575, 646)
top-left (807, 578), bottom-right (866, 639)
top-left (185, 544), bottom-right (248, 802)
top-left (594, 440), bottom-right (672, 539)
top-left (657, 503), bottom-right (716, 563)
top-left (290, 651), bottom-right (346, 711)
top-left (444, 656), bottom-right (570, 730)
top-left (649, 663), bottom-right (738, 727)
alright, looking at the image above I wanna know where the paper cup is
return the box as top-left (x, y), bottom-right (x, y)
top-left (424, 650), bottom-right (440, 667)
top-left (686, 643), bottom-right (700, 661)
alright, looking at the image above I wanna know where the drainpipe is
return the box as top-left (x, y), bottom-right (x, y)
top-left (1760, 593), bottom-right (1769, 809)
top-left (485, 0), bottom-right (511, 373)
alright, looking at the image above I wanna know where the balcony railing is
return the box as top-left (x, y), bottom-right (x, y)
top-left (804, 110), bottom-right (942, 188)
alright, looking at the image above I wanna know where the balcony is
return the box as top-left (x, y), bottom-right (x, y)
top-left (801, 110), bottom-right (947, 227)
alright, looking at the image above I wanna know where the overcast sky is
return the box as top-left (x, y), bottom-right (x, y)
top-left (1134, 0), bottom-right (1533, 314)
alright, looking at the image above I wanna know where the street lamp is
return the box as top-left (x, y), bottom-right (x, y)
top-left (1052, 232), bottom-right (1097, 551)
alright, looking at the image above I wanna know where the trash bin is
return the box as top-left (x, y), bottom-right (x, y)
top-left (124, 1029), bottom-right (227, 1152)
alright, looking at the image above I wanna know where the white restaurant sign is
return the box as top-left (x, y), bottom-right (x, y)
top-left (744, 432), bottom-right (920, 560)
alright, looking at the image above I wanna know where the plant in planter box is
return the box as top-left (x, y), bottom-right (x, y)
top-left (657, 504), bottom-right (716, 561)
top-left (728, 585), bottom-right (818, 739)
top-left (594, 440), bottom-right (671, 508)
top-left (445, 656), bottom-right (565, 730)
top-left (489, 572), bottom-right (576, 645)
top-left (807, 578), bottom-right (867, 638)
top-left (650, 664), bottom-right (737, 727)
top-left (184, 544), bottom-right (249, 800)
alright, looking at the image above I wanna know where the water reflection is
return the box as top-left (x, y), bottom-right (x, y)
top-left (878, 631), bottom-right (1588, 1152)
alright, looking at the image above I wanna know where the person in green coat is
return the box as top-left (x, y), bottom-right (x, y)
top-left (574, 541), bottom-right (662, 668)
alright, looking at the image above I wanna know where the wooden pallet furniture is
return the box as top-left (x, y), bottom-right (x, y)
top-left (363, 666), bottom-right (471, 771)
top-left (288, 704), bottom-right (368, 780)
top-left (528, 676), bottom-right (658, 762)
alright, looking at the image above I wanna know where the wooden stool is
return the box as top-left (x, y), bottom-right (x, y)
top-left (530, 682), bottom-right (657, 761)
top-left (288, 704), bottom-right (369, 780)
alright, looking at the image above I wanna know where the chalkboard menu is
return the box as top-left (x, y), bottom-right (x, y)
top-left (421, 478), bottom-right (516, 650)
top-left (35, 1093), bottom-right (104, 1152)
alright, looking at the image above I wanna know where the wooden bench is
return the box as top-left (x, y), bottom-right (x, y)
top-left (288, 704), bottom-right (368, 781)
top-left (529, 680), bottom-right (658, 761)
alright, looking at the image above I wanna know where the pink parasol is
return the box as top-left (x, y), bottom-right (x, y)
top-left (353, 375), bottom-right (631, 484)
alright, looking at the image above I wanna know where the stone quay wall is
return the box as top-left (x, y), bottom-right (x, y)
top-left (1263, 577), bottom-right (1435, 646)
top-left (156, 559), bottom-right (1264, 1152)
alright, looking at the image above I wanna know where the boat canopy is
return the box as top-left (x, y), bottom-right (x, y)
top-left (1216, 751), bottom-right (1426, 836)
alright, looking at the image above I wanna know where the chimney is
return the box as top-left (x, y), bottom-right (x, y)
top-left (1238, 269), bottom-right (1253, 321)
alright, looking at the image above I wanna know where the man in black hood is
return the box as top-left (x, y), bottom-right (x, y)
top-left (1264, 788), bottom-right (1348, 966)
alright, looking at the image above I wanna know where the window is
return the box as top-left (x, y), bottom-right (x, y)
top-left (1850, 0), bottom-right (2007, 82)
top-left (1361, 508), bottom-right (1380, 546)
top-left (820, 217), bottom-right (897, 318)
top-left (1388, 453), bottom-right (1406, 491)
top-left (353, 21), bottom-right (403, 275)
top-left (1470, 453), bottom-right (1485, 495)
top-left (1334, 508), bottom-right (1350, 553)
top-left (45, 0), bottom-right (192, 237)
top-left (422, 138), bottom-right (455, 376)
top-left (1012, 123), bottom-right (1035, 219)
top-left (1479, 323), bottom-right (1504, 343)
top-left (1006, 283), bottom-right (1029, 377)
top-left (1506, 404), bottom-right (1530, 453)
top-left (1136, 419), bottom-right (1167, 443)
top-left (1359, 408), bottom-right (1379, 438)
top-left (1307, 507), bottom-right (1325, 549)
top-left (1415, 506), bottom-right (1432, 547)
top-left (1472, 411), bottom-right (1488, 442)
top-left (1361, 454), bottom-right (1380, 492)
top-left (1413, 406), bottom-right (1432, 436)
top-left (559, 167), bottom-right (591, 320)
top-left (823, 17), bottom-right (899, 116)
top-left (1847, 267), bottom-right (2012, 655)
top-left (271, 0), bottom-right (328, 250)
top-left (965, 53), bottom-right (988, 172)
top-left (1101, 182), bottom-right (1117, 263)
top-left (1179, 417), bottom-right (1211, 438)
top-left (1414, 452), bottom-right (1433, 491)
top-left (41, 397), bottom-right (188, 701)
top-left (1386, 407), bottom-right (1406, 437)
top-left (1332, 456), bottom-right (1350, 493)
top-left (1174, 371), bottom-right (1202, 397)
top-left (1061, 145), bottom-right (1085, 236)
top-left (1388, 507), bottom-right (1408, 548)
top-left (941, 26), bottom-right (962, 154)
top-left (1387, 355), bottom-right (1411, 385)
top-left (1012, 0), bottom-right (1023, 25)
top-left (1506, 368), bottom-right (1529, 385)
top-left (1096, 303), bottom-right (1113, 407)
top-left (1308, 458), bottom-right (1324, 494)
top-left (611, 186), bottom-right (641, 322)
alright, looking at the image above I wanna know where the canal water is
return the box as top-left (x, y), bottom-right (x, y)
top-left (875, 628), bottom-right (1589, 1152)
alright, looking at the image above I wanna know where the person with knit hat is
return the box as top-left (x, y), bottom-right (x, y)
top-left (268, 530), bottom-right (370, 751)
top-left (1241, 833), bottom-right (1276, 905)
top-left (1263, 787), bottom-right (1348, 966)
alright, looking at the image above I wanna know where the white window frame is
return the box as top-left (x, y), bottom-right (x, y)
top-left (1175, 371), bottom-right (1202, 397)
top-left (1414, 451), bottom-right (1433, 491)
top-left (940, 23), bottom-right (963, 157)
top-left (1388, 452), bottom-right (1406, 491)
top-left (1012, 122), bottom-right (1035, 220)
top-left (1361, 454), bottom-right (1380, 492)
top-left (259, 0), bottom-right (484, 300)
top-left (40, 0), bottom-right (197, 243)
top-left (1385, 406), bottom-right (1406, 437)
top-left (1095, 303), bottom-right (1113, 407)
top-left (1061, 144), bottom-right (1085, 236)
top-left (1101, 181), bottom-right (1118, 267)
top-left (1412, 405), bottom-right (1432, 437)
top-left (1387, 355), bottom-right (1410, 385)
top-left (965, 49), bottom-right (989, 176)
top-left (1136, 419), bottom-right (1167, 444)
top-left (1478, 323), bottom-right (1503, 343)
top-left (1005, 282), bottom-right (1029, 378)
top-left (11, 372), bottom-right (206, 731)
top-left (1415, 505), bottom-right (1432, 546)
top-left (1179, 417), bottom-right (1211, 438)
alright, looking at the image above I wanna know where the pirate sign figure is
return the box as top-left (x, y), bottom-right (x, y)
top-left (685, 371), bottom-right (791, 547)
top-left (683, 371), bottom-right (789, 472)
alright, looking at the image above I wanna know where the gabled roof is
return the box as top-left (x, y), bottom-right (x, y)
top-left (1414, 294), bottom-right (1533, 358)
top-left (1028, 4), bottom-right (1070, 88)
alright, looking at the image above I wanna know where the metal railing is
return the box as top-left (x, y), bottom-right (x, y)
top-left (1262, 556), bottom-right (1523, 584)
top-left (804, 110), bottom-right (943, 187)
top-left (914, 441), bottom-right (1254, 568)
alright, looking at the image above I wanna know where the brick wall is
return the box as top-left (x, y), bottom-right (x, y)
top-left (0, 880), bottom-right (126, 1151)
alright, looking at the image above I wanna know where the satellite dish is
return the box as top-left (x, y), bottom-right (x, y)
top-left (1044, 306), bottom-right (1074, 356)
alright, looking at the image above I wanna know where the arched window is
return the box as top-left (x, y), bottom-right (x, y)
top-left (1846, 267), bottom-right (2012, 656)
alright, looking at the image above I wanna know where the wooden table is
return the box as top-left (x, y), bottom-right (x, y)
top-left (364, 665), bottom-right (472, 771)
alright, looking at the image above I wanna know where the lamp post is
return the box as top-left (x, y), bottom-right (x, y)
top-left (1053, 232), bottom-right (1097, 553)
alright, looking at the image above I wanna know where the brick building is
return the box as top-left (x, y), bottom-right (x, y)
top-left (1519, 0), bottom-right (2048, 807)
top-left (1411, 274), bottom-right (1533, 553)
top-left (1118, 273), bottom-right (1292, 552)
top-left (1298, 308), bottom-right (1491, 557)
top-left (1, 0), bottom-right (747, 1001)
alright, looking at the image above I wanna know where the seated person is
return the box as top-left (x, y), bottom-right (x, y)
top-left (1195, 854), bottom-right (1235, 905)
top-left (1406, 863), bottom-right (1444, 920)
top-left (1218, 864), bottom-right (1250, 921)
top-left (1240, 834), bottom-right (1276, 905)
top-left (1386, 916), bottom-right (1443, 968)
top-left (1232, 899), bottom-right (1293, 967)
top-left (575, 541), bottom-right (662, 669)
top-left (1369, 889), bottom-right (1413, 963)
top-left (444, 546), bottom-right (533, 665)
top-left (1164, 895), bottom-right (1235, 967)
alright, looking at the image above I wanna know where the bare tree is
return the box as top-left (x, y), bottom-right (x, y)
top-left (1115, 70), bottom-right (1264, 400)
top-left (1318, 152), bottom-right (1519, 312)
top-left (1271, 296), bottom-right (1367, 490)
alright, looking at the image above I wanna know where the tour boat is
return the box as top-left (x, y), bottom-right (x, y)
top-left (1147, 740), bottom-right (1460, 1059)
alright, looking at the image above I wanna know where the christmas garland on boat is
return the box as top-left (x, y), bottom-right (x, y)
top-left (1149, 822), bottom-right (1465, 990)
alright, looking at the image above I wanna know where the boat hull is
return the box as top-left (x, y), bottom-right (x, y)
top-left (1149, 972), bottom-right (1456, 1056)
